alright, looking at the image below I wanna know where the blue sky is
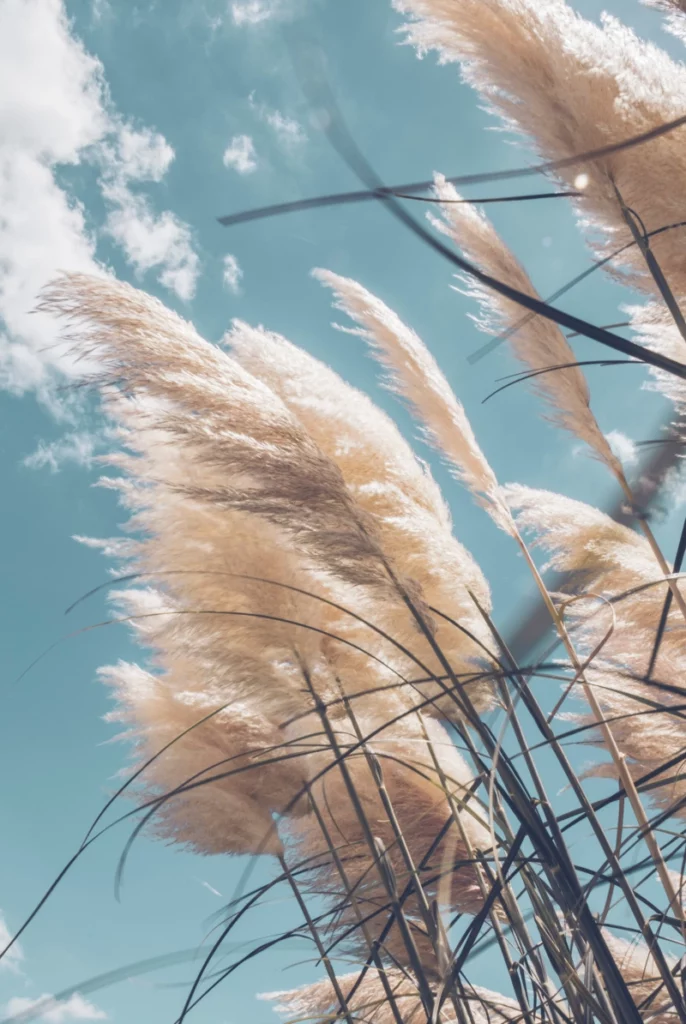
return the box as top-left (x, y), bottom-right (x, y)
top-left (2, 0), bottom-right (686, 1021)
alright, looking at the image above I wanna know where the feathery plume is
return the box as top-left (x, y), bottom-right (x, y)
top-left (100, 661), bottom-right (307, 857)
top-left (429, 176), bottom-right (686, 634)
top-left (286, 711), bottom-right (491, 974)
top-left (38, 273), bottom-right (389, 592)
top-left (393, 0), bottom-right (686, 295)
top-left (644, 0), bottom-right (686, 43)
top-left (603, 932), bottom-right (679, 1024)
top-left (504, 483), bottom-right (686, 820)
top-left (228, 319), bottom-right (496, 712)
top-left (264, 968), bottom-right (520, 1024)
top-left (313, 268), bottom-right (515, 534)
top-left (42, 274), bottom-right (489, 889)
top-left (430, 173), bottom-right (622, 473)
top-left (628, 301), bottom-right (686, 437)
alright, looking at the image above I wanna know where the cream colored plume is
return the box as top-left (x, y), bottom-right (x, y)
top-left (227, 318), bottom-right (497, 714)
top-left (39, 273), bottom-right (388, 592)
top-left (393, 0), bottom-right (686, 296)
top-left (43, 273), bottom-right (488, 884)
top-left (603, 932), bottom-right (678, 1024)
top-left (286, 711), bottom-right (490, 973)
top-left (100, 661), bottom-right (309, 858)
top-left (93, 411), bottom-right (402, 724)
top-left (430, 173), bottom-right (622, 473)
top-left (504, 483), bottom-right (686, 821)
top-left (264, 968), bottom-right (520, 1024)
top-left (313, 268), bottom-right (515, 535)
top-left (627, 301), bottom-right (686, 437)
top-left (644, 0), bottom-right (686, 43)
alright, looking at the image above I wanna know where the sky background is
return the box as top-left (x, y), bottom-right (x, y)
top-left (2, 0), bottom-right (686, 1022)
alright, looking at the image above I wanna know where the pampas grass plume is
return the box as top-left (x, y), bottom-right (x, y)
top-left (314, 268), bottom-right (515, 535)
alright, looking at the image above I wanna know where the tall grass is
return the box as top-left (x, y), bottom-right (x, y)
top-left (6, 1), bottom-right (686, 1021)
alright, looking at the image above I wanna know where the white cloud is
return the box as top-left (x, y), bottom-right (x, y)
top-left (102, 182), bottom-right (199, 301)
top-left (222, 254), bottom-right (243, 294)
top-left (4, 993), bottom-right (106, 1023)
top-left (0, 1), bottom-right (107, 162)
top-left (606, 430), bottom-right (638, 467)
top-left (90, 0), bottom-right (111, 21)
top-left (0, 0), bottom-right (199, 406)
top-left (263, 109), bottom-right (305, 144)
top-left (0, 912), bottom-right (24, 975)
top-left (248, 93), bottom-right (306, 148)
top-left (22, 431), bottom-right (106, 473)
top-left (222, 134), bottom-right (257, 174)
top-left (111, 126), bottom-right (175, 183)
top-left (230, 1), bottom-right (275, 25)
top-left (662, 460), bottom-right (686, 511)
top-left (0, 0), bottom-right (107, 400)
top-left (98, 126), bottom-right (199, 302)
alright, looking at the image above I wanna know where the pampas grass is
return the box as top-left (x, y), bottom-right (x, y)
top-left (505, 484), bottom-right (686, 823)
top-left (392, 0), bottom-right (686, 297)
top-left (9, 2), bottom-right (686, 1023)
top-left (313, 268), bottom-right (514, 535)
top-left (428, 174), bottom-right (621, 475)
top-left (265, 968), bottom-right (521, 1024)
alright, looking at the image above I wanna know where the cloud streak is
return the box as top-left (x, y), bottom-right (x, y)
top-left (230, 1), bottom-right (276, 25)
top-left (3, 994), bottom-right (106, 1023)
top-left (0, 0), bottom-right (199, 407)
top-left (222, 254), bottom-right (243, 294)
top-left (22, 431), bottom-right (108, 473)
top-left (0, 913), bottom-right (24, 976)
top-left (222, 134), bottom-right (257, 173)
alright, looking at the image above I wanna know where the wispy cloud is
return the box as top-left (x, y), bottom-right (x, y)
top-left (4, 993), bottom-right (107, 1023)
top-left (98, 126), bottom-right (200, 302)
top-left (222, 254), bottom-right (243, 294)
top-left (605, 430), bottom-right (638, 467)
top-left (90, 0), bottom-right (111, 23)
top-left (102, 182), bottom-right (199, 301)
top-left (248, 94), bottom-right (306, 147)
top-left (0, 0), bottom-right (199, 407)
top-left (662, 460), bottom-right (686, 510)
top-left (230, 1), bottom-right (276, 25)
top-left (0, 912), bottom-right (24, 975)
top-left (264, 109), bottom-right (305, 144)
top-left (109, 125), bottom-right (174, 183)
top-left (22, 431), bottom-right (107, 473)
top-left (222, 134), bottom-right (257, 174)
top-left (1, 912), bottom-right (106, 1021)
top-left (0, 0), bottom-right (106, 401)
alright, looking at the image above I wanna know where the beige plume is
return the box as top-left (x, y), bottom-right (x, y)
top-left (263, 968), bottom-right (520, 1024)
top-left (228, 318), bottom-right (497, 714)
top-left (38, 273), bottom-right (389, 592)
top-left (643, 0), bottom-right (686, 37)
top-left (504, 483), bottom-right (686, 822)
top-left (627, 301), bottom-right (686, 437)
top-left (430, 173), bottom-right (622, 474)
top-left (42, 274), bottom-right (488, 882)
top-left (313, 268), bottom-right (515, 535)
top-left (602, 932), bottom-right (679, 1024)
top-left (100, 661), bottom-right (309, 858)
top-left (393, 0), bottom-right (686, 296)
top-left (83, 408), bottom-right (393, 724)
top-left (287, 712), bottom-right (490, 968)
top-left (429, 177), bottom-right (686, 631)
